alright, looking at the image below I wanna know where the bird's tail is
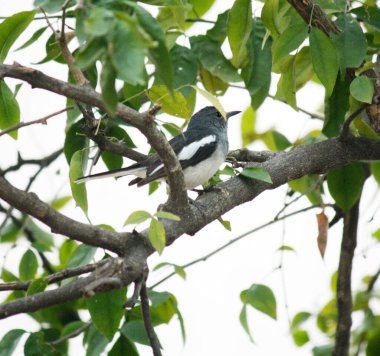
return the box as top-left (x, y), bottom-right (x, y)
top-left (75, 165), bottom-right (146, 184)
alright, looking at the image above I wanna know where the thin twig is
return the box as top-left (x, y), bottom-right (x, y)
top-left (0, 107), bottom-right (72, 138)
top-left (140, 282), bottom-right (162, 356)
top-left (339, 105), bottom-right (367, 139)
top-left (367, 266), bottom-right (380, 293)
top-left (50, 322), bottom-right (91, 346)
top-left (151, 204), bottom-right (328, 288)
top-left (185, 18), bottom-right (216, 24)
top-left (0, 259), bottom-right (109, 291)
top-left (274, 174), bottom-right (325, 220)
top-left (3, 148), bottom-right (63, 174)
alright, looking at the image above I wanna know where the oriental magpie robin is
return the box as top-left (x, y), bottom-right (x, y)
top-left (76, 106), bottom-right (241, 189)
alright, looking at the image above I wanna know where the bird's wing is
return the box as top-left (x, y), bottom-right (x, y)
top-left (136, 131), bottom-right (218, 186)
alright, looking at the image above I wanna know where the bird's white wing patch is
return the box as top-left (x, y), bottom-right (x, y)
top-left (150, 163), bottom-right (164, 175)
top-left (177, 135), bottom-right (216, 161)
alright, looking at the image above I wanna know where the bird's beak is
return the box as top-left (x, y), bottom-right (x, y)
top-left (226, 111), bottom-right (241, 119)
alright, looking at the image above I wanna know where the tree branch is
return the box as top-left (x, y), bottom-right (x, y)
top-left (333, 198), bottom-right (361, 356)
top-left (0, 63), bottom-right (188, 209)
top-left (0, 259), bottom-right (108, 291)
top-left (0, 176), bottom-right (125, 254)
top-left (2, 148), bottom-right (63, 175)
top-left (140, 282), bottom-right (162, 356)
top-left (228, 149), bottom-right (277, 163)
top-left (287, 0), bottom-right (340, 35)
top-left (0, 107), bottom-right (72, 138)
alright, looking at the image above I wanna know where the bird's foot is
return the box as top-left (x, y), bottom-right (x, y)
top-left (191, 185), bottom-right (222, 196)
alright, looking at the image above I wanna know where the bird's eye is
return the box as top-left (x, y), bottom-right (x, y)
top-left (216, 112), bottom-right (222, 118)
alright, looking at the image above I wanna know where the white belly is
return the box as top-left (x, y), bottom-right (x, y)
top-left (182, 146), bottom-right (226, 189)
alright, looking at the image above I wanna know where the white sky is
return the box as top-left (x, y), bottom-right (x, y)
top-left (1, 1), bottom-right (380, 355)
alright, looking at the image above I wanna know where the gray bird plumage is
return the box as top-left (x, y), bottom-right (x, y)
top-left (76, 106), bottom-right (241, 189)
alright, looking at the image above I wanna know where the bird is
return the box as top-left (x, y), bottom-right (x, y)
top-left (76, 106), bottom-right (241, 189)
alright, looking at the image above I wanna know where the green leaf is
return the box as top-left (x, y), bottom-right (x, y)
top-left (227, 0), bottom-right (252, 67)
top-left (332, 14), bottom-right (367, 71)
top-left (241, 283), bottom-right (277, 319)
top-left (272, 130), bottom-right (291, 150)
top-left (367, 329), bottom-right (380, 356)
top-left (242, 19), bottom-right (272, 108)
top-left (101, 151), bottom-right (123, 171)
top-left (75, 37), bottom-right (106, 69)
top-left (109, 335), bottom-right (139, 356)
top-left (272, 24), bottom-right (308, 64)
top-left (312, 344), bottom-right (333, 356)
top-left (15, 26), bottom-right (47, 51)
top-left (277, 245), bottom-right (295, 253)
top-left (133, 4), bottom-right (173, 90)
top-left (111, 19), bottom-right (146, 85)
top-left (84, 7), bottom-right (114, 37)
top-left (0, 223), bottom-right (20, 243)
top-left (100, 56), bottom-right (118, 115)
top-left (239, 305), bottom-right (254, 342)
top-left (25, 220), bottom-right (54, 252)
top-left (84, 326), bottom-right (108, 356)
top-left (291, 311), bottom-right (311, 329)
top-left (59, 240), bottom-right (77, 266)
top-left (276, 56), bottom-right (297, 110)
top-left (51, 196), bottom-right (72, 210)
top-left (149, 218), bottom-right (166, 254)
top-left (292, 330), bottom-right (310, 347)
top-left (309, 28), bottom-right (339, 97)
top-left (169, 45), bottom-right (197, 99)
top-left (190, 35), bottom-right (241, 83)
top-left (371, 162), bottom-right (380, 186)
top-left (0, 10), bottom-right (36, 62)
top-left (19, 249), bottom-right (38, 281)
top-left (261, 0), bottom-right (280, 36)
top-left (327, 162), bottom-right (365, 211)
top-left (61, 321), bottom-right (86, 338)
top-left (323, 72), bottom-right (350, 137)
top-left (87, 287), bottom-right (127, 341)
top-left (147, 85), bottom-right (191, 119)
top-left (0, 80), bottom-right (20, 139)
top-left (27, 278), bottom-right (48, 296)
top-left (199, 67), bottom-right (228, 96)
top-left (124, 210), bottom-right (151, 226)
top-left (206, 10), bottom-right (229, 44)
top-left (0, 329), bottom-right (25, 356)
top-left (67, 244), bottom-right (97, 268)
top-left (155, 211), bottom-right (181, 221)
top-left (120, 320), bottom-right (150, 346)
top-left (241, 167), bottom-right (272, 183)
top-left (64, 120), bottom-right (88, 164)
top-left (191, 85), bottom-right (226, 118)
top-left (69, 150), bottom-right (88, 214)
top-left (1, 268), bottom-right (18, 282)
top-left (217, 216), bottom-right (231, 231)
top-left (350, 76), bottom-right (374, 104)
top-left (351, 6), bottom-right (380, 31)
top-left (24, 331), bottom-right (57, 356)
top-left (33, 0), bottom-right (66, 13)
top-left (241, 106), bottom-right (256, 146)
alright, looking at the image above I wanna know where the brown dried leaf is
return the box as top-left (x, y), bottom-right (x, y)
top-left (316, 212), bottom-right (329, 258)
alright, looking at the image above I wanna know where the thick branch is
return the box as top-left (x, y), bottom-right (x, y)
top-left (0, 136), bottom-right (380, 317)
top-left (0, 176), bottom-right (124, 254)
top-left (228, 149), bottom-right (277, 163)
top-left (333, 199), bottom-right (361, 356)
top-left (0, 63), bottom-right (187, 208)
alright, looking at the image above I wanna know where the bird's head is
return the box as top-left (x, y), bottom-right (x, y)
top-left (188, 106), bottom-right (241, 130)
